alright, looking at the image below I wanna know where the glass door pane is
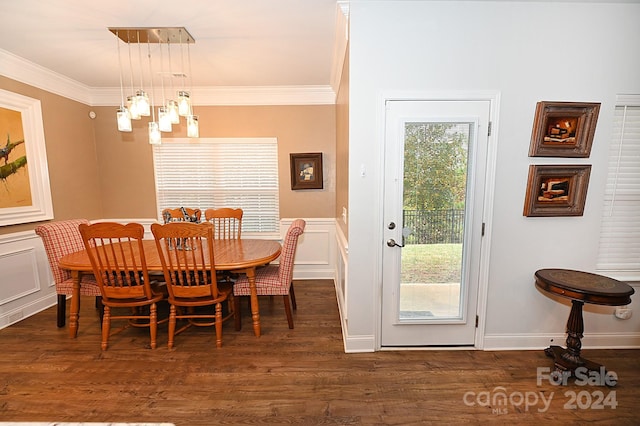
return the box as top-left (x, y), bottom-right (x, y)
top-left (399, 122), bottom-right (471, 321)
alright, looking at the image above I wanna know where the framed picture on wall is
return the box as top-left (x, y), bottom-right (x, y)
top-left (290, 152), bottom-right (323, 190)
top-left (0, 89), bottom-right (53, 226)
top-left (523, 164), bottom-right (591, 217)
top-left (529, 101), bottom-right (600, 158)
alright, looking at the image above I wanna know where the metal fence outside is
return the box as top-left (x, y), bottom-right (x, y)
top-left (403, 209), bottom-right (465, 244)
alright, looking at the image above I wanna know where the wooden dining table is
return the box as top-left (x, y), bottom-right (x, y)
top-left (58, 238), bottom-right (282, 339)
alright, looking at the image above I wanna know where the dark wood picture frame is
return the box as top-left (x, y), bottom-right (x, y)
top-left (290, 152), bottom-right (323, 190)
top-left (523, 164), bottom-right (591, 217)
top-left (529, 101), bottom-right (600, 158)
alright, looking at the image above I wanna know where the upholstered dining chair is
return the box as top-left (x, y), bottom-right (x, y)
top-left (204, 207), bottom-right (243, 239)
top-left (151, 221), bottom-right (235, 349)
top-left (35, 219), bottom-right (102, 328)
top-left (79, 222), bottom-right (165, 350)
top-left (233, 219), bottom-right (306, 329)
top-left (161, 207), bottom-right (201, 224)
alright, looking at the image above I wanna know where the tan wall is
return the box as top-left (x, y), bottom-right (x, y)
top-left (335, 44), bottom-right (350, 237)
top-left (0, 77), bottom-right (102, 235)
top-left (92, 104), bottom-right (336, 220)
top-left (0, 74), bottom-right (336, 230)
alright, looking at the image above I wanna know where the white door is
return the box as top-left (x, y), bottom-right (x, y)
top-left (381, 100), bottom-right (490, 347)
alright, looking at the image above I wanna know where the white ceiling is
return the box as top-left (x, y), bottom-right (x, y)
top-left (0, 0), bottom-right (340, 99)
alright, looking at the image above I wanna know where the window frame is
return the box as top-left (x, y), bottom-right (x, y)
top-left (152, 137), bottom-right (280, 239)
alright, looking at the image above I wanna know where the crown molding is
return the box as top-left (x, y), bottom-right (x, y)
top-left (1, 48), bottom-right (336, 107)
top-left (0, 48), bottom-right (92, 104)
top-left (89, 85), bottom-right (335, 106)
top-left (330, 2), bottom-right (350, 93)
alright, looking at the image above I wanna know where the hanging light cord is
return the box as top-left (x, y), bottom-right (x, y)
top-left (127, 31), bottom-right (135, 97)
top-left (159, 38), bottom-right (166, 105)
top-left (137, 31), bottom-right (145, 91)
top-left (180, 29), bottom-right (187, 92)
top-left (148, 41), bottom-right (156, 122)
top-left (116, 31), bottom-right (125, 107)
top-left (188, 38), bottom-right (194, 115)
top-left (168, 39), bottom-right (175, 99)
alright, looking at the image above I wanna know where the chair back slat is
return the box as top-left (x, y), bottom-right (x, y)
top-left (79, 222), bottom-right (151, 301)
top-left (204, 208), bottom-right (243, 239)
top-left (151, 222), bottom-right (221, 300)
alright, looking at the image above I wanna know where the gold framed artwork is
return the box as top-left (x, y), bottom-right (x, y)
top-left (0, 89), bottom-right (53, 226)
top-left (290, 152), bottom-right (323, 190)
top-left (529, 101), bottom-right (600, 158)
top-left (523, 165), bottom-right (591, 217)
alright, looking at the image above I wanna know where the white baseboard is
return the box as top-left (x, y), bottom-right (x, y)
top-left (483, 333), bottom-right (640, 351)
top-left (0, 292), bottom-right (57, 329)
top-left (344, 334), bottom-right (376, 353)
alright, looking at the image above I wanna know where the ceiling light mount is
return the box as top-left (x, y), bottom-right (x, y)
top-left (108, 27), bottom-right (195, 44)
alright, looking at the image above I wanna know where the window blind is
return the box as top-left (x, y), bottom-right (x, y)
top-left (596, 98), bottom-right (640, 280)
top-left (153, 138), bottom-right (280, 234)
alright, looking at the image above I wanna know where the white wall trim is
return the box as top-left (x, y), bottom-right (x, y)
top-left (330, 2), bottom-right (349, 94)
top-left (374, 90), bottom-right (500, 351)
top-left (0, 230), bottom-right (56, 330)
top-left (0, 48), bottom-right (92, 104)
top-left (0, 292), bottom-right (58, 329)
top-left (344, 334), bottom-right (376, 353)
top-left (0, 49), bottom-right (335, 106)
top-left (484, 333), bottom-right (640, 351)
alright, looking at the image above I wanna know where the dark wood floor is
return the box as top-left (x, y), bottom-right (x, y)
top-left (1, 279), bottom-right (638, 425)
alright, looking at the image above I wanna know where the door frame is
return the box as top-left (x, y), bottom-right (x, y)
top-left (374, 90), bottom-right (501, 350)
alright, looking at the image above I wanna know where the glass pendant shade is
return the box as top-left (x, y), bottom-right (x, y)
top-left (187, 115), bottom-right (199, 138)
top-left (109, 28), bottom-right (198, 140)
top-left (158, 107), bottom-right (172, 132)
top-left (177, 91), bottom-right (191, 116)
top-left (127, 95), bottom-right (141, 120)
top-left (167, 99), bottom-right (180, 124)
top-left (148, 122), bottom-right (162, 145)
top-left (117, 107), bottom-right (132, 132)
top-left (136, 90), bottom-right (151, 116)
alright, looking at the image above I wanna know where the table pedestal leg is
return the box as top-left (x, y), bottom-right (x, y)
top-left (544, 300), bottom-right (606, 379)
top-left (69, 271), bottom-right (81, 338)
top-left (246, 267), bottom-right (261, 337)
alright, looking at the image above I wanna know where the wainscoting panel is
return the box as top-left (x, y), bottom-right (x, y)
top-left (281, 218), bottom-right (336, 280)
top-left (0, 231), bottom-right (56, 329)
top-left (0, 247), bottom-right (40, 303)
top-left (0, 218), bottom-right (338, 330)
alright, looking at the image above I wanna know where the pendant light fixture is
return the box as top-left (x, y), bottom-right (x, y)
top-left (135, 31), bottom-right (151, 117)
top-left (109, 27), bottom-right (197, 142)
top-left (166, 41), bottom-right (180, 125)
top-left (177, 29), bottom-right (191, 117)
top-left (146, 39), bottom-right (161, 145)
top-left (115, 30), bottom-right (132, 132)
top-left (157, 37), bottom-right (172, 133)
top-left (186, 37), bottom-right (199, 138)
top-left (126, 34), bottom-right (141, 121)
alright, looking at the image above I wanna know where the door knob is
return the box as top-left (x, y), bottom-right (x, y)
top-left (387, 239), bottom-right (404, 248)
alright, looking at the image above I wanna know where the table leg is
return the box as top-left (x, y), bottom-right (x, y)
top-left (69, 270), bottom-right (81, 338)
top-left (544, 299), bottom-right (606, 379)
top-left (246, 267), bottom-right (261, 337)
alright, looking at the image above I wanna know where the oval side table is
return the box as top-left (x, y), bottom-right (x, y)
top-left (534, 268), bottom-right (634, 379)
